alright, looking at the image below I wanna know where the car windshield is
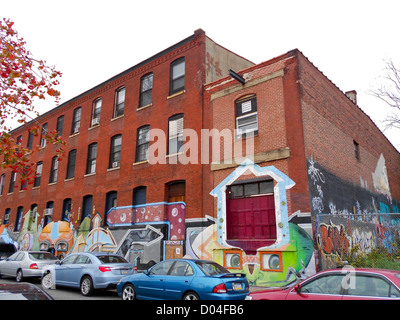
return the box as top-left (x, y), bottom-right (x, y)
top-left (195, 261), bottom-right (229, 276)
top-left (97, 255), bottom-right (127, 264)
top-left (28, 252), bottom-right (57, 260)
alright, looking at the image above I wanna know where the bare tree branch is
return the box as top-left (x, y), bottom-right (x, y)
top-left (369, 59), bottom-right (400, 130)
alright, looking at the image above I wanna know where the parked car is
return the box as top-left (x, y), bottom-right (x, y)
top-left (248, 268), bottom-right (400, 300)
top-left (0, 251), bottom-right (58, 282)
top-left (0, 243), bottom-right (17, 261)
top-left (41, 252), bottom-right (135, 296)
top-left (117, 258), bottom-right (249, 300)
top-left (0, 282), bottom-right (54, 300)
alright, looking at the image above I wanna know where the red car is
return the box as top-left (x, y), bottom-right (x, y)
top-left (248, 268), bottom-right (400, 300)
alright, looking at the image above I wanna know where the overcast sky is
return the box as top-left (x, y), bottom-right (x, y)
top-left (2, 0), bottom-right (400, 150)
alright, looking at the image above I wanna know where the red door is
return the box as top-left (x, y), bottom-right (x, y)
top-left (226, 195), bottom-right (276, 253)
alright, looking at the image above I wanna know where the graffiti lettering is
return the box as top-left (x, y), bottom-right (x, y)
top-left (318, 222), bottom-right (350, 257)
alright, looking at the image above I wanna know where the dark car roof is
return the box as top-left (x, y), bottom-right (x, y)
top-left (0, 283), bottom-right (53, 300)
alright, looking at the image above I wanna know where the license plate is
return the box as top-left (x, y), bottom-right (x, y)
top-left (233, 283), bottom-right (243, 291)
top-left (121, 270), bottom-right (129, 275)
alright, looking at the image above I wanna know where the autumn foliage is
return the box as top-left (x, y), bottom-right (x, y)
top-left (0, 18), bottom-right (64, 187)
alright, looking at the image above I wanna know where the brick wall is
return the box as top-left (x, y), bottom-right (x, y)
top-left (0, 30), bottom-right (207, 227)
top-left (297, 51), bottom-right (400, 202)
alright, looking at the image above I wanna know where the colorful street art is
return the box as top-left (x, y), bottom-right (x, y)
top-left (308, 156), bottom-right (400, 270)
top-left (0, 158), bottom-right (316, 288)
top-left (206, 159), bottom-right (315, 286)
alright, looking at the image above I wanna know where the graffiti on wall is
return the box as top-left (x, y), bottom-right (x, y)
top-left (0, 159), bottom-right (315, 287)
top-left (307, 156), bottom-right (400, 270)
top-left (206, 159), bottom-right (315, 286)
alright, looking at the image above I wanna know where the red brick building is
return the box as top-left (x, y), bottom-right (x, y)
top-left (204, 49), bottom-right (400, 282)
top-left (0, 29), bottom-right (253, 265)
top-left (1, 32), bottom-right (399, 283)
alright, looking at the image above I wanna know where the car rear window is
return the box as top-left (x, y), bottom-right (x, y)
top-left (97, 255), bottom-right (127, 264)
top-left (29, 252), bottom-right (57, 260)
top-left (195, 261), bottom-right (229, 276)
top-left (0, 244), bottom-right (16, 253)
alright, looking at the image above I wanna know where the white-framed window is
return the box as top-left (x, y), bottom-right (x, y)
top-left (33, 161), bottom-right (43, 187)
top-left (170, 57), bottom-right (185, 95)
top-left (168, 114), bottom-right (184, 155)
top-left (71, 107), bottom-right (81, 134)
top-left (40, 123), bottom-right (48, 148)
top-left (235, 95), bottom-right (258, 138)
top-left (114, 87), bottom-right (125, 118)
top-left (86, 143), bottom-right (97, 174)
top-left (91, 98), bottom-right (102, 126)
top-left (136, 125), bottom-right (150, 162)
top-left (139, 74), bottom-right (153, 107)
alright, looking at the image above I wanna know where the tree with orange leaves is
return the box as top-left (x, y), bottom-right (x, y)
top-left (0, 18), bottom-right (64, 187)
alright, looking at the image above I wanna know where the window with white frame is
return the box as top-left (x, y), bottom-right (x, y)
top-left (235, 95), bottom-right (258, 138)
top-left (139, 73), bottom-right (153, 107)
top-left (71, 107), bottom-right (81, 134)
top-left (40, 123), bottom-right (48, 148)
top-left (170, 58), bottom-right (185, 95)
top-left (91, 98), bottom-right (102, 126)
top-left (136, 125), bottom-right (150, 162)
top-left (0, 174), bottom-right (5, 195)
top-left (109, 134), bottom-right (122, 168)
top-left (114, 87), bottom-right (125, 118)
top-left (86, 143), bottom-right (97, 174)
top-left (168, 114), bottom-right (184, 155)
top-left (49, 156), bottom-right (58, 183)
top-left (33, 161), bottom-right (43, 187)
top-left (8, 171), bottom-right (16, 193)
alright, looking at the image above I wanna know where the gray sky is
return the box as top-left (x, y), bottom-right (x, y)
top-left (2, 0), bottom-right (400, 150)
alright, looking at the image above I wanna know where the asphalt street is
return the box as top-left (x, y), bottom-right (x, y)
top-left (0, 277), bottom-right (120, 300)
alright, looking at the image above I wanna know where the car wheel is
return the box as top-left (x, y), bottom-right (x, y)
top-left (42, 272), bottom-right (53, 289)
top-left (16, 269), bottom-right (23, 282)
top-left (183, 291), bottom-right (200, 300)
top-left (122, 283), bottom-right (136, 300)
top-left (80, 276), bottom-right (94, 296)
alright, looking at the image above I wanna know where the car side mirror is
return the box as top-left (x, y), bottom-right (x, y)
top-left (294, 284), bottom-right (301, 294)
top-left (55, 261), bottom-right (61, 265)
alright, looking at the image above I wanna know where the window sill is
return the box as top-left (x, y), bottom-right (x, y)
top-left (64, 178), bottom-right (75, 182)
top-left (132, 160), bottom-right (149, 166)
top-left (32, 186), bottom-right (40, 190)
top-left (69, 132), bottom-right (80, 138)
top-left (88, 124), bottom-right (100, 131)
top-left (166, 152), bottom-right (184, 158)
top-left (48, 182), bottom-right (57, 186)
top-left (136, 104), bottom-right (152, 111)
top-left (167, 90), bottom-right (185, 100)
top-left (111, 114), bottom-right (124, 121)
top-left (107, 166), bottom-right (120, 172)
top-left (84, 172), bottom-right (96, 177)
top-left (235, 131), bottom-right (259, 141)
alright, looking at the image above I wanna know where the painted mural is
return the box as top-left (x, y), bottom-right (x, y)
top-left (207, 159), bottom-right (315, 286)
top-left (307, 155), bottom-right (400, 270)
top-left (0, 159), bottom-right (315, 287)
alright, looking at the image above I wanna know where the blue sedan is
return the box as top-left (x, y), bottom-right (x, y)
top-left (117, 259), bottom-right (249, 300)
top-left (42, 252), bottom-right (135, 296)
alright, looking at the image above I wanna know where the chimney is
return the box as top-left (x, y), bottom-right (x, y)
top-left (345, 90), bottom-right (357, 104)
